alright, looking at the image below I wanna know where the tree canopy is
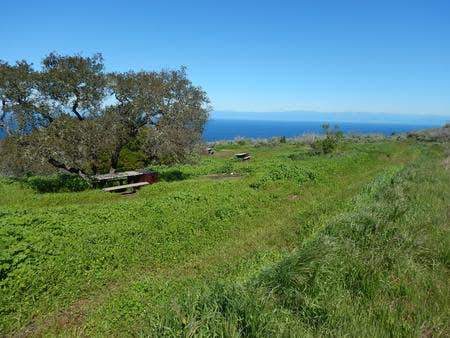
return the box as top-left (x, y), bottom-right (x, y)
top-left (0, 53), bottom-right (210, 179)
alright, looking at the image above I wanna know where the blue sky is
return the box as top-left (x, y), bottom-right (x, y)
top-left (1, 0), bottom-right (449, 117)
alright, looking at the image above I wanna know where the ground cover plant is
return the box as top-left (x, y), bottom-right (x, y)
top-left (0, 139), bottom-right (449, 336)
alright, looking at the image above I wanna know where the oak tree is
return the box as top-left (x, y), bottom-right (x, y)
top-left (0, 53), bottom-right (210, 179)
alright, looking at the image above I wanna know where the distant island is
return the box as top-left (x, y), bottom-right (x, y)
top-left (212, 110), bottom-right (450, 125)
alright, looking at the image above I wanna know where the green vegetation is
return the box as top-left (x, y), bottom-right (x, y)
top-left (1, 139), bottom-right (449, 336)
top-left (22, 175), bottom-right (91, 193)
top-left (0, 53), bottom-right (209, 179)
top-left (309, 123), bottom-right (343, 155)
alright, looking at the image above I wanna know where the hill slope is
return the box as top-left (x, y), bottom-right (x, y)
top-left (1, 140), bottom-right (449, 336)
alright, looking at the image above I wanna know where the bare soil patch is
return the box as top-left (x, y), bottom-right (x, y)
top-left (204, 173), bottom-right (242, 180)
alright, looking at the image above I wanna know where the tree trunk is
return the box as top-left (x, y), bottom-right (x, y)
top-left (72, 98), bottom-right (84, 121)
top-left (48, 157), bottom-right (91, 183)
top-left (109, 143), bottom-right (122, 173)
top-left (91, 162), bottom-right (98, 175)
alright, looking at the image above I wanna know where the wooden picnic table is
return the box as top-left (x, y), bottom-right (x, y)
top-left (93, 171), bottom-right (143, 184)
top-left (235, 152), bottom-right (251, 161)
top-left (93, 170), bottom-right (158, 193)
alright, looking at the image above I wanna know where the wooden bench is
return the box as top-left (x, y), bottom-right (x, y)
top-left (235, 152), bottom-right (251, 161)
top-left (102, 182), bottom-right (149, 193)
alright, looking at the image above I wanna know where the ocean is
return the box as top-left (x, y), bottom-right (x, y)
top-left (203, 119), bottom-right (439, 141)
top-left (0, 119), bottom-right (441, 143)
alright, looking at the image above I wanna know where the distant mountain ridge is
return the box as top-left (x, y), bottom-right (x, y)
top-left (212, 111), bottom-right (449, 126)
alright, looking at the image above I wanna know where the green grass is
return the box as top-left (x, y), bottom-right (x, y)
top-left (0, 140), bottom-right (448, 336)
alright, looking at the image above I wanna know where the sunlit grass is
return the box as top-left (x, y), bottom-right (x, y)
top-left (1, 140), bottom-right (448, 336)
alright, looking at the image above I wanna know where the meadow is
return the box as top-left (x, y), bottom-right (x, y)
top-left (0, 138), bottom-right (449, 336)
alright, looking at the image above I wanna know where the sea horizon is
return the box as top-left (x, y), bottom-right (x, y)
top-left (0, 118), bottom-right (445, 143)
top-left (203, 118), bottom-right (442, 142)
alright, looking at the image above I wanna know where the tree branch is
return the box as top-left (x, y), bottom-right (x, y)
top-left (48, 157), bottom-right (90, 181)
top-left (72, 98), bottom-right (84, 121)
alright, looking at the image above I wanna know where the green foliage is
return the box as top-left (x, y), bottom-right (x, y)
top-left (116, 147), bottom-right (147, 171)
top-left (0, 53), bottom-right (209, 178)
top-left (250, 161), bottom-right (317, 188)
top-left (310, 136), bottom-right (338, 154)
top-left (152, 283), bottom-right (304, 336)
top-left (23, 174), bottom-right (90, 193)
top-left (0, 141), bottom-right (448, 336)
top-left (159, 169), bottom-right (190, 182)
top-left (146, 152), bottom-right (449, 337)
top-left (217, 159), bottom-right (236, 174)
top-left (309, 123), bottom-right (343, 155)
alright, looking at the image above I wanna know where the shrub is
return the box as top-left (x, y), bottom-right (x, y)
top-left (407, 124), bottom-right (450, 142)
top-left (117, 148), bottom-right (147, 171)
top-left (309, 123), bottom-right (342, 155)
top-left (287, 152), bottom-right (310, 160)
top-left (159, 170), bottom-right (190, 182)
top-left (234, 137), bottom-right (247, 145)
top-left (252, 138), bottom-right (281, 148)
top-left (217, 159), bottom-right (236, 174)
top-left (310, 136), bottom-right (338, 154)
top-left (24, 175), bottom-right (90, 193)
top-left (292, 133), bottom-right (323, 145)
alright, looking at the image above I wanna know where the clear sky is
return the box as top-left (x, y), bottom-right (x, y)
top-left (1, 0), bottom-right (449, 117)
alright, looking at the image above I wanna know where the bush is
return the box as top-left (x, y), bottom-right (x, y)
top-left (159, 170), bottom-right (190, 182)
top-left (117, 148), bottom-right (147, 171)
top-left (24, 175), bottom-right (90, 193)
top-left (217, 159), bottom-right (236, 174)
top-left (407, 124), bottom-right (450, 142)
top-left (310, 136), bottom-right (338, 154)
top-left (309, 123), bottom-right (342, 155)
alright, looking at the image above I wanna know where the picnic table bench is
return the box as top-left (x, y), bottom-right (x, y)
top-left (93, 169), bottom-right (158, 194)
top-left (235, 152), bottom-right (251, 161)
top-left (102, 181), bottom-right (149, 193)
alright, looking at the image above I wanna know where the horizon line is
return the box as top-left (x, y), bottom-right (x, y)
top-left (212, 110), bottom-right (450, 118)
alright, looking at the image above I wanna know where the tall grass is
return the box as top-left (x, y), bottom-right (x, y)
top-left (0, 141), bottom-right (447, 336)
top-left (141, 149), bottom-right (449, 337)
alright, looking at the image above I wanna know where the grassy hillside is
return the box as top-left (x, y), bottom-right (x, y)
top-left (1, 140), bottom-right (449, 336)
